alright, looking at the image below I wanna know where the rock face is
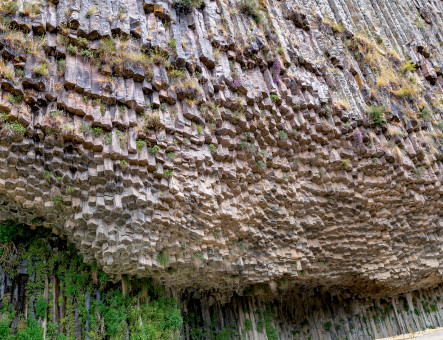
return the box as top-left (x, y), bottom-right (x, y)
top-left (0, 0), bottom-right (442, 330)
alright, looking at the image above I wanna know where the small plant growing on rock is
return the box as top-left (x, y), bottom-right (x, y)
top-left (367, 105), bottom-right (386, 125)
top-left (278, 130), bottom-right (288, 140)
top-left (53, 196), bottom-right (63, 206)
top-left (256, 160), bottom-right (266, 170)
top-left (90, 127), bottom-right (102, 138)
top-left (57, 59), bottom-right (66, 74)
top-left (146, 112), bottom-right (162, 131)
top-left (164, 169), bottom-right (173, 178)
top-left (173, 0), bottom-right (202, 10)
top-left (238, 0), bottom-right (263, 24)
top-left (208, 143), bottom-right (217, 154)
top-left (401, 60), bottom-right (417, 74)
top-left (81, 49), bottom-right (92, 58)
top-left (341, 159), bottom-right (351, 170)
top-left (120, 160), bottom-right (128, 167)
top-left (270, 94), bottom-right (279, 103)
top-left (33, 64), bottom-right (49, 77)
top-left (66, 45), bottom-right (77, 55)
top-left (136, 139), bottom-right (146, 150)
top-left (86, 7), bottom-right (97, 18)
top-left (66, 185), bottom-right (74, 195)
top-left (1, 114), bottom-right (26, 135)
top-left (149, 145), bottom-right (160, 155)
top-left (157, 251), bottom-right (170, 267)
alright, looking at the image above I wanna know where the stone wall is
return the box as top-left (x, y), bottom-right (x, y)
top-left (0, 0), bottom-right (442, 337)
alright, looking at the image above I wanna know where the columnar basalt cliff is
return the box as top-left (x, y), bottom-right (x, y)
top-left (0, 0), bottom-right (442, 338)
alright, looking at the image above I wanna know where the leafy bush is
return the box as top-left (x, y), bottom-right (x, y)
top-left (367, 105), bottom-right (385, 124)
top-left (208, 143), bottom-right (217, 154)
top-left (270, 94), bottom-right (279, 103)
top-left (35, 297), bottom-right (48, 318)
top-left (238, 0), bottom-right (263, 24)
top-left (33, 64), bottom-right (49, 77)
top-left (0, 221), bottom-right (18, 244)
top-left (136, 139), bottom-right (146, 150)
top-left (66, 45), bottom-right (77, 56)
top-left (401, 60), bottom-right (417, 74)
top-left (173, 0), bottom-right (202, 11)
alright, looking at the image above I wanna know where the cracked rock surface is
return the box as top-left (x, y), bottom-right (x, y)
top-left (0, 0), bottom-right (442, 301)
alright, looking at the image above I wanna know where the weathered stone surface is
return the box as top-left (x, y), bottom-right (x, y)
top-left (0, 0), bottom-right (443, 337)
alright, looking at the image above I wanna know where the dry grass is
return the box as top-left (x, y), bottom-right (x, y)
top-left (376, 65), bottom-right (402, 87)
top-left (387, 124), bottom-right (405, 137)
top-left (333, 98), bottom-right (350, 110)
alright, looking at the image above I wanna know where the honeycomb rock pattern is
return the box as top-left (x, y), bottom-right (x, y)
top-left (0, 0), bottom-right (442, 297)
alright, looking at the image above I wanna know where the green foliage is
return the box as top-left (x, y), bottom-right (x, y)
top-left (169, 39), bottom-right (176, 53)
top-left (401, 60), bottom-right (417, 74)
top-left (7, 95), bottom-right (22, 104)
top-left (367, 105), bottom-right (386, 125)
top-left (238, 0), bottom-right (263, 24)
top-left (173, 0), bottom-right (202, 10)
top-left (80, 49), bottom-right (92, 58)
top-left (245, 319), bottom-right (252, 331)
top-left (149, 145), bottom-right (160, 155)
top-left (85, 7), bottom-right (97, 18)
top-left (194, 253), bottom-right (205, 261)
top-left (35, 297), bottom-right (48, 318)
top-left (15, 318), bottom-right (43, 340)
top-left (33, 64), bottom-right (49, 77)
top-left (1, 114), bottom-right (26, 135)
top-left (168, 69), bottom-right (185, 79)
top-left (136, 139), bottom-right (147, 150)
top-left (77, 37), bottom-right (88, 47)
top-left (208, 143), bottom-right (217, 155)
top-left (270, 94), bottom-right (279, 103)
top-left (278, 130), bottom-right (288, 140)
top-left (66, 45), bottom-right (77, 56)
top-left (324, 321), bottom-right (332, 331)
top-left (0, 220), bottom-right (18, 244)
top-left (157, 251), bottom-right (170, 267)
top-left (92, 127), bottom-right (103, 138)
top-left (164, 169), bottom-right (173, 178)
top-left (256, 160), bottom-right (266, 170)
top-left (120, 160), bottom-right (128, 167)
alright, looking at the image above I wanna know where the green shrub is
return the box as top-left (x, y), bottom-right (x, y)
top-left (33, 64), bottom-right (49, 77)
top-left (367, 105), bottom-right (385, 124)
top-left (0, 220), bottom-right (18, 244)
top-left (35, 297), bottom-right (48, 318)
top-left (278, 130), bottom-right (288, 140)
top-left (157, 251), bottom-right (170, 267)
top-left (401, 60), bottom-right (417, 74)
top-left (270, 94), bottom-right (279, 103)
top-left (66, 45), bottom-right (77, 55)
top-left (239, 0), bottom-right (263, 24)
top-left (80, 49), bottom-right (92, 58)
top-left (136, 139), bottom-right (146, 150)
top-left (164, 169), bottom-right (173, 178)
top-left (209, 144), bottom-right (217, 154)
top-left (149, 145), bottom-right (160, 155)
top-left (173, 0), bottom-right (202, 10)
